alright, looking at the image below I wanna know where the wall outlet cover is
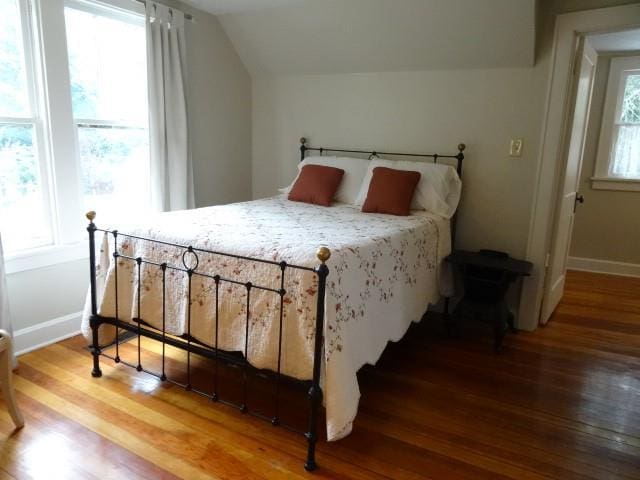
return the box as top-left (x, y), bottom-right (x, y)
top-left (510, 138), bottom-right (523, 157)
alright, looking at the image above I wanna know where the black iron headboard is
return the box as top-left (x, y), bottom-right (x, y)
top-left (299, 137), bottom-right (465, 177)
top-left (298, 137), bottom-right (466, 245)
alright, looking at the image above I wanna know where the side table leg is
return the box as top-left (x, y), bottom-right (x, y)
top-left (444, 297), bottom-right (459, 338)
top-left (507, 311), bottom-right (517, 334)
top-left (493, 303), bottom-right (507, 354)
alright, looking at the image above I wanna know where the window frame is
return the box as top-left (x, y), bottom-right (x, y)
top-left (4, 0), bottom-right (148, 273)
top-left (65, 0), bottom-right (151, 228)
top-left (0, 0), bottom-right (57, 254)
top-left (591, 54), bottom-right (640, 191)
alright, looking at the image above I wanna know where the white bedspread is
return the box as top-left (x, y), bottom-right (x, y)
top-left (82, 197), bottom-right (452, 440)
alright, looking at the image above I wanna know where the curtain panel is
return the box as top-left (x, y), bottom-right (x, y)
top-left (611, 125), bottom-right (640, 178)
top-left (146, 2), bottom-right (194, 211)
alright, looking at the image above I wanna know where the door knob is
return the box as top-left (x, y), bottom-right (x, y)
top-left (574, 194), bottom-right (584, 212)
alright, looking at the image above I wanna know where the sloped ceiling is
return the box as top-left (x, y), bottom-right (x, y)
top-left (212, 0), bottom-right (536, 76)
top-left (181, 0), bottom-right (307, 15)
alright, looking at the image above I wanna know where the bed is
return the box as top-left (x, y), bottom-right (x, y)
top-left (83, 138), bottom-right (465, 470)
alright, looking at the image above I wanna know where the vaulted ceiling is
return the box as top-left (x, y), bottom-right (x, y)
top-left (205, 0), bottom-right (537, 76)
top-left (181, 0), bottom-right (307, 15)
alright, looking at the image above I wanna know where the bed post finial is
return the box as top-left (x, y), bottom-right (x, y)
top-left (455, 143), bottom-right (465, 164)
top-left (300, 137), bottom-right (308, 162)
top-left (300, 137), bottom-right (307, 145)
top-left (316, 246), bottom-right (331, 264)
top-left (86, 210), bottom-right (96, 223)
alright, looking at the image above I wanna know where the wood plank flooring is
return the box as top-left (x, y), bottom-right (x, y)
top-left (1, 269), bottom-right (639, 479)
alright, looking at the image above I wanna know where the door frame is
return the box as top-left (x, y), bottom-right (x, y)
top-left (518, 3), bottom-right (640, 332)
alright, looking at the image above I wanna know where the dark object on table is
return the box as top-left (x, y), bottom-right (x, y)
top-left (445, 249), bottom-right (533, 352)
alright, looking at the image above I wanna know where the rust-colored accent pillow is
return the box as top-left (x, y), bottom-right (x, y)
top-left (361, 167), bottom-right (421, 216)
top-left (288, 164), bottom-right (345, 206)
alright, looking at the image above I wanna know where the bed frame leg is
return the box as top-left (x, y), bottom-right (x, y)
top-left (304, 385), bottom-right (321, 471)
top-left (305, 246), bottom-right (330, 471)
top-left (90, 316), bottom-right (102, 378)
top-left (87, 211), bottom-right (102, 378)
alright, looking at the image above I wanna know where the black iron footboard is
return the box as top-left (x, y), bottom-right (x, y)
top-left (85, 211), bottom-right (330, 471)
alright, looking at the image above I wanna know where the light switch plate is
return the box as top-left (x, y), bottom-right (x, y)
top-left (510, 138), bottom-right (523, 157)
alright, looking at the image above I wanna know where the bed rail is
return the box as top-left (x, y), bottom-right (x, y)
top-left (86, 211), bottom-right (329, 471)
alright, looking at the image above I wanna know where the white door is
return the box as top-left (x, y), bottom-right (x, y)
top-left (540, 37), bottom-right (597, 324)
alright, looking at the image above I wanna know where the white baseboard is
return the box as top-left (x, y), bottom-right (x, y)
top-left (567, 256), bottom-right (640, 278)
top-left (13, 311), bottom-right (83, 356)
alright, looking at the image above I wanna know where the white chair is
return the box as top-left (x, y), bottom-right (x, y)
top-left (0, 329), bottom-right (24, 428)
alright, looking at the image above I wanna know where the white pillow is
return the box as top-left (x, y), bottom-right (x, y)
top-left (280, 156), bottom-right (369, 205)
top-left (355, 159), bottom-right (462, 218)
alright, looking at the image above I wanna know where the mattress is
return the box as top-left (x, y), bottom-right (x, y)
top-left (82, 196), bottom-right (452, 440)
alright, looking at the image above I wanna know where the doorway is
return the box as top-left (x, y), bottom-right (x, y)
top-left (520, 4), bottom-right (640, 331)
top-left (541, 27), bottom-right (640, 324)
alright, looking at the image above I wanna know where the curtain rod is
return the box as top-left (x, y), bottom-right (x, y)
top-left (134, 0), bottom-right (194, 21)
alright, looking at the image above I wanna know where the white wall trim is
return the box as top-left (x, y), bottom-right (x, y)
top-left (567, 256), bottom-right (640, 278)
top-left (520, 4), bottom-right (640, 332)
top-left (590, 176), bottom-right (640, 191)
top-left (13, 310), bottom-right (82, 356)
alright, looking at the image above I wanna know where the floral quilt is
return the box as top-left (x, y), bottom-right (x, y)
top-left (82, 196), bottom-right (452, 440)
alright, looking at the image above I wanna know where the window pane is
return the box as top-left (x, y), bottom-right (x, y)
top-left (78, 127), bottom-right (150, 224)
top-left (65, 6), bottom-right (148, 125)
top-left (620, 74), bottom-right (640, 124)
top-left (0, 0), bottom-right (31, 117)
top-left (0, 124), bottom-right (52, 252)
top-left (610, 125), bottom-right (640, 179)
top-left (66, 4), bottom-right (151, 223)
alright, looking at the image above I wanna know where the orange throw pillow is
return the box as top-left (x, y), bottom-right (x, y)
top-left (361, 167), bottom-right (421, 216)
top-left (288, 164), bottom-right (345, 206)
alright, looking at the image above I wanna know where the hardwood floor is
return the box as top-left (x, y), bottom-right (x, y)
top-left (1, 269), bottom-right (639, 479)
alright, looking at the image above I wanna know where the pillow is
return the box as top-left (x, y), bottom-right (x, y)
top-left (280, 156), bottom-right (369, 204)
top-left (361, 167), bottom-right (421, 216)
top-left (287, 164), bottom-right (344, 206)
top-left (355, 159), bottom-right (461, 218)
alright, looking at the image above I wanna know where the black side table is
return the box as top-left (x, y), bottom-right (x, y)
top-left (445, 249), bottom-right (533, 352)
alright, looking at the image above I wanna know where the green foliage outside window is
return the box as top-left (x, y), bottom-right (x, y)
top-left (621, 74), bottom-right (640, 124)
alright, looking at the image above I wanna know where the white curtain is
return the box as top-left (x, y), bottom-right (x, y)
top-left (611, 125), bottom-right (640, 178)
top-left (146, 2), bottom-right (194, 211)
top-left (0, 234), bottom-right (16, 366)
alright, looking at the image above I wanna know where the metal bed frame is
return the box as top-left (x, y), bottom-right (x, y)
top-left (87, 138), bottom-right (465, 471)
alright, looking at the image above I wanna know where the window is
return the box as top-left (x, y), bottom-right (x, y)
top-left (611, 70), bottom-right (640, 176)
top-left (1, 0), bottom-right (149, 270)
top-left (64, 1), bottom-right (150, 226)
top-left (592, 55), bottom-right (640, 191)
top-left (0, 0), bottom-right (52, 253)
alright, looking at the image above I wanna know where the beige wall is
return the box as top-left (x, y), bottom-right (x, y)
top-left (7, 3), bottom-right (252, 339)
top-left (7, 259), bottom-right (87, 332)
top-left (187, 11), bottom-right (252, 207)
top-left (252, 68), bottom-right (547, 257)
top-left (570, 54), bottom-right (640, 264)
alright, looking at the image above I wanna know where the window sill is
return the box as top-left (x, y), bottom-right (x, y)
top-left (5, 242), bottom-right (88, 275)
top-left (590, 177), bottom-right (640, 192)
